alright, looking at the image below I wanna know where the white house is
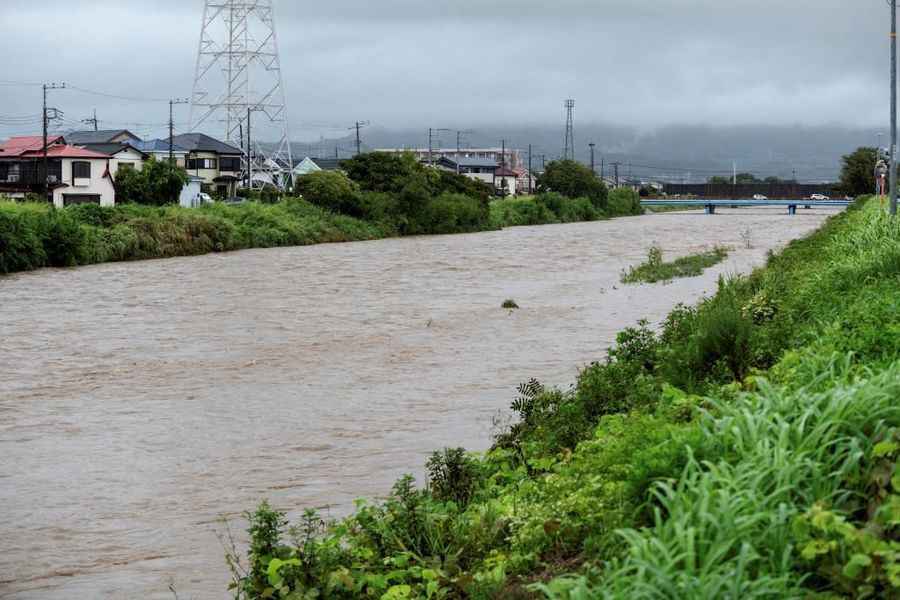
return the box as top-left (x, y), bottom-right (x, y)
top-left (49, 146), bottom-right (116, 207)
top-left (0, 136), bottom-right (116, 206)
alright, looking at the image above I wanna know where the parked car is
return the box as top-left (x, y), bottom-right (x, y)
top-left (222, 196), bottom-right (247, 205)
top-left (810, 194), bottom-right (829, 201)
top-left (752, 194), bottom-right (768, 200)
top-left (196, 192), bottom-right (213, 204)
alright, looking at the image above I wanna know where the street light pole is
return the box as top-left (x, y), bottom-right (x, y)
top-left (891, 0), bottom-right (898, 215)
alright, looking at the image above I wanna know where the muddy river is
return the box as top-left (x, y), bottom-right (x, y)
top-left (0, 207), bottom-right (839, 599)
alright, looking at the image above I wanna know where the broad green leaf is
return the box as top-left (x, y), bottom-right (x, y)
top-left (842, 553), bottom-right (872, 579)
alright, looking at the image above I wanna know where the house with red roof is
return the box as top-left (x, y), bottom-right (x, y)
top-left (0, 135), bottom-right (116, 207)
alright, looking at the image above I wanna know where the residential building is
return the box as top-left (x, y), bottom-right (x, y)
top-left (168, 133), bottom-right (243, 197)
top-left (133, 139), bottom-right (189, 166)
top-left (0, 135), bottom-right (116, 206)
top-left (494, 166), bottom-right (518, 196)
top-left (66, 129), bottom-right (142, 146)
top-left (433, 156), bottom-right (499, 185)
top-left (74, 143), bottom-right (148, 178)
top-left (376, 147), bottom-right (525, 171)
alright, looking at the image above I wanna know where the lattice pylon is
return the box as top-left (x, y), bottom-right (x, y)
top-left (564, 99), bottom-right (575, 161)
top-left (189, 0), bottom-right (293, 188)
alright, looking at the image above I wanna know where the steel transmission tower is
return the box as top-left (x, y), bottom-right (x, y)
top-left (190, 0), bottom-right (293, 189)
top-left (564, 99), bottom-right (575, 161)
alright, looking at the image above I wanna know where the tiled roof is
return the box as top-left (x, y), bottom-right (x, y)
top-left (66, 130), bottom-right (140, 144)
top-left (169, 133), bottom-right (242, 155)
top-left (134, 139), bottom-right (189, 153)
top-left (0, 135), bottom-right (64, 157)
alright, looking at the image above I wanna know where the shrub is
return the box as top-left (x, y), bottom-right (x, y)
top-left (536, 159), bottom-right (608, 210)
top-left (607, 188), bottom-right (643, 216)
top-left (295, 171), bottom-right (361, 216)
top-left (426, 448), bottom-right (480, 506)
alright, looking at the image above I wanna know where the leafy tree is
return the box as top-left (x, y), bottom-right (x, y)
top-left (114, 157), bottom-right (189, 205)
top-left (340, 152), bottom-right (420, 193)
top-left (295, 171), bottom-right (361, 216)
top-left (708, 176), bottom-right (730, 185)
top-left (839, 147), bottom-right (878, 197)
top-left (536, 159), bottom-right (608, 210)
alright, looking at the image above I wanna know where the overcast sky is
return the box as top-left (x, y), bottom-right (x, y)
top-left (0, 1), bottom-right (890, 142)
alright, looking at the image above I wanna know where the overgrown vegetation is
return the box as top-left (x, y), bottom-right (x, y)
top-left (229, 198), bottom-right (900, 599)
top-left (1, 152), bottom-right (650, 275)
top-left (0, 199), bottom-right (387, 274)
top-left (621, 244), bottom-right (729, 284)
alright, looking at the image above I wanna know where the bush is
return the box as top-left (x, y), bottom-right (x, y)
top-left (295, 171), bottom-right (361, 216)
top-left (420, 192), bottom-right (490, 234)
top-left (537, 159), bottom-right (608, 210)
top-left (607, 188), bottom-right (643, 216)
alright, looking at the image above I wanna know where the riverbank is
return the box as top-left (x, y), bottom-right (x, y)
top-left (233, 198), bottom-right (900, 598)
top-left (0, 191), bottom-right (643, 276)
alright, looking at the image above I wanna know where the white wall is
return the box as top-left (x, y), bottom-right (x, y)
top-left (179, 179), bottom-right (203, 208)
top-left (52, 158), bottom-right (116, 207)
top-left (109, 148), bottom-right (146, 177)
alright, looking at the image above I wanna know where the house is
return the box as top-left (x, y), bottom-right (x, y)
top-left (433, 156), bottom-right (499, 186)
top-left (377, 147), bottom-right (524, 170)
top-left (66, 129), bottom-right (142, 146)
top-left (133, 139), bottom-right (189, 165)
top-left (494, 167), bottom-right (518, 196)
top-left (74, 143), bottom-right (149, 178)
top-left (168, 133), bottom-right (243, 197)
top-left (291, 157), bottom-right (343, 178)
top-left (0, 135), bottom-right (115, 207)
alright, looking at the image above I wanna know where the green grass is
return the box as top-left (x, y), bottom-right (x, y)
top-left (621, 245), bottom-right (730, 284)
top-left (226, 198), bottom-right (900, 599)
top-left (0, 199), bottom-right (390, 275)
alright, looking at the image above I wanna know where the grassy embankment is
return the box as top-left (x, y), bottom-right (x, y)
top-left (0, 189), bottom-right (643, 276)
top-left (621, 245), bottom-right (730, 284)
top-left (0, 200), bottom-right (388, 275)
top-left (229, 198), bottom-right (900, 599)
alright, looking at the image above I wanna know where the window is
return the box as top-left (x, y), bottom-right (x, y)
top-left (63, 194), bottom-right (101, 206)
top-left (220, 157), bottom-right (241, 172)
top-left (72, 161), bottom-right (91, 179)
top-left (187, 157), bottom-right (218, 170)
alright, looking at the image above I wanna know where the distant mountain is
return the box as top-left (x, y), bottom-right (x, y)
top-left (284, 123), bottom-right (878, 183)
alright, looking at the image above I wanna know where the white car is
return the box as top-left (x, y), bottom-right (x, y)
top-left (752, 194), bottom-right (768, 201)
top-left (810, 194), bottom-right (829, 201)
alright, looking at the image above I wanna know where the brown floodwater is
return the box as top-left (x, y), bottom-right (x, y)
top-left (0, 207), bottom-right (839, 599)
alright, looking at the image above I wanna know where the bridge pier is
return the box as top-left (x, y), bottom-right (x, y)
top-left (705, 204), bottom-right (716, 215)
top-left (788, 205), bottom-right (797, 215)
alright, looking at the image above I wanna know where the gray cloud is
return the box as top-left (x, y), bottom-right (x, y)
top-left (0, 0), bottom-right (891, 142)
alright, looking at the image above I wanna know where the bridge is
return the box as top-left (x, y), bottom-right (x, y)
top-left (641, 199), bottom-right (852, 215)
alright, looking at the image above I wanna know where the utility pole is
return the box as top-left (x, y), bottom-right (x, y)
top-left (349, 120), bottom-right (369, 156)
top-left (733, 160), bottom-right (737, 186)
top-left (892, 0), bottom-right (898, 215)
top-left (247, 107), bottom-right (254, 188)
top-left (501, 139), bottom-right (506, 168)
top-left (528, 144), bottom-right (533, 194)
top-left (601, 157), bottom-right (605, 180)
top-left (428, 128), bottom-right (451, 166)
top-left (454, 130), bottom-right (473, 174)
top-left (612, 162), bottom-right (621, 188)
top-left (169, 98), bottom-right (189, 164)
top-left (82, 109), bottom-right (99, 132)
top-left (42, 83), bottom-right (65, 197)
top-left (541, 154), bottom-right (546, 170)
top-left (589, 143), bottom-right (596, 174)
